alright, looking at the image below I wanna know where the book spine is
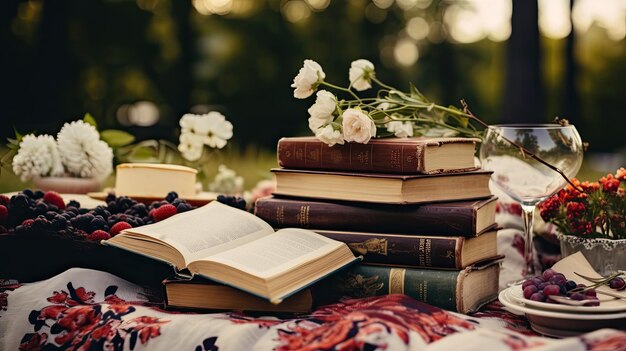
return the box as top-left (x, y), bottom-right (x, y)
top-left (316, 231), bottom-right (462, 269)
top-left (277, 139), bottom-right (424, 174)
top-left (313, 265), bottom-right (459, 312)
top-left (254, 198), bottom-right (476, 236)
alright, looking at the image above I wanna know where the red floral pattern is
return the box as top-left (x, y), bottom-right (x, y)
top-left (19, 282), bottom-right (169, 351)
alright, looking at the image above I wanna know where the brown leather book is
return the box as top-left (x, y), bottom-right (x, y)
top-left (162, 276), bottom-right (314, 313)
top-left (254, 196), bottom-right (497, 237)
top-left (277, 136), bottom-right (480, 174)
top-left (271, 168), bottom-right (493, 204)
top-left (314, 229), bottom-right (498, 270)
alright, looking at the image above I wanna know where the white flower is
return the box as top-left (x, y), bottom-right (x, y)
top-left (57, 120), bottom-right (113, 180)
top-left (349, 59), bottom-right (375, 91)
top-left (179, 112), bottom-right (233, 150)
top-left (342, 108), bottom-right (376, 144)
top-left (12, 134), bottom-right (62, 181)
top-left (291, 59), bottom-right (326, 99)
top-left (315, 125), bottom-right (345, 147)
top-left (386, 121), bottom-right (414, 138)
top-left (208, 164), bottom-right (244, 194)
top-left (307, 90), bottom-right (336, 132)
top-left (377, 102), bottom-right (391, 111)
top-left (178, 132), bottom-right (204, 161)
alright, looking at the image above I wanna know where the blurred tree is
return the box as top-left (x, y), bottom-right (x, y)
top-left (502, 0), bottom-right (544, 123)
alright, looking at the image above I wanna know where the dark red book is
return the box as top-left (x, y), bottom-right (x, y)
top-left (277, 136), bottom-right (480, 174)
top-left (314, 229), bottom-right (498, 270)
top-left (254, 196), bottom-right (497, 236)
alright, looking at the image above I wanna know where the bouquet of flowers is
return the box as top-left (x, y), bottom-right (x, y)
top-left (8, 115), bottom-right (113, 182)
top-left (538, 169), bottom-right (626, 240)
top-left (291, 58), bottom-right (485, 147)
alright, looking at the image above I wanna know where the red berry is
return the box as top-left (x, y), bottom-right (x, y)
top-left (21, 219), bottom-right (34, 227)
top-left (0, 205), bottom-right (7, 224)
top-left (87, 230), bottom-right (111, 241)
top-left (0, 195), bottom-right (9, 206)
top-left (543, 284), bottom-right (561, 296)
top-left (109, 221), bottom-right (132, 236)
top-left (523, 285), bottom-right (538, 299)
top-left (150, 204), bottom-right (177, 222)
top-left (43, 191), bottom-right (66, 210)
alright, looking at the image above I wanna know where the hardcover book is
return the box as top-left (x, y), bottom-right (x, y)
top-left (314, 259), bottom-right (501, 313)
top-left (162, 276), bottom-right (314, 313)
top-left (277, 136), bottom-right (480, 174)
top-left (271, 168), bottom-right (492, 204)
top-left (254, 196), bottom-right (497, 236)
top-left (103, 202), bottom-right (359, 304)
top-left (314, 229), bottom-right (498, 269)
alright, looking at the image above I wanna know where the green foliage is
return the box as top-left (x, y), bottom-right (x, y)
top-left (83, 113), bottom-right (98, 128)
top-left (100, 129), bottom-right (135, 148)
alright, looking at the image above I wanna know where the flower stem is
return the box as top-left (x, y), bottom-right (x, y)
top-left (320, 81), bottom-right (361, 100)
top-left (371, 76), bottom-right (396, 91)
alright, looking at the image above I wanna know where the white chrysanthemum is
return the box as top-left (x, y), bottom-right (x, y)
top-left (208, 164), bottom-right (244, 194)
top-left (386, 121), bottom-right (414, 138)
top-left (292, 59), bottom-right (326, 99)
top-left (178, 132), bottom-right (204, 161)
top-left (12, 134), bottom-right (62, 181)
top-left (349, 59), bottom-right (375, 91)
top-left (57, 120), bottom-right (113, 180)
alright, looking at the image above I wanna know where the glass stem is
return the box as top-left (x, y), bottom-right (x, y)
top-left (521, 204), bottom-right (536, 277)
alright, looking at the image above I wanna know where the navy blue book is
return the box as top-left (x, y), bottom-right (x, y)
top-left (104, 201), bottom-right (359, 304)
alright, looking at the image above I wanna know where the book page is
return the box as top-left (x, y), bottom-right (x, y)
top-left (202, 228), bottom-right (342, 279)
top-left (125, 202), bottom-right (274, 265)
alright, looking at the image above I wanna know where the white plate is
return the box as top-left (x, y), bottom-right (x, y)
top-left (507, 285), bottom-right (626, 314)
top-left (499, 288), bottom-right (626, 337)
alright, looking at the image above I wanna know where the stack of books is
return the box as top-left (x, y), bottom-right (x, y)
top-left (252, 136), bottom-right (501, 313)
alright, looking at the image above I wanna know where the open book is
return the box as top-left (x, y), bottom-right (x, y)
top-left (103, 202), bottom-right (359, 304)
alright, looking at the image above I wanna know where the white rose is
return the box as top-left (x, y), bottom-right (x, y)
top-left (291, 59), bottom-right (325, 99)
top-left (349, 59), bottom-right (375, 91)
top-left (315, 125), bottom-right (345, 147)
top-left (386, 121), bottom-right (414, 138)
top-left (342, 108), bottom-right (376, 144)
top-left (307, 90), bottom-right (336, 132)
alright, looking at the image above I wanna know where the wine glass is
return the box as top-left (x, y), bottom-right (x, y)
top-left (479, 124), bottom-right (583, 280)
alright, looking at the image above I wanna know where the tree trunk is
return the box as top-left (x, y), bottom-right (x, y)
top-left (502, 0), bottom-right (544, 123)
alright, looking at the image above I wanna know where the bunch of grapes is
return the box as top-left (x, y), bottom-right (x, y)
top-left (523, 268), bottom-right (626, 306)
top-left (522, 268), bottom-right (600, 306)
top-left (2, 190), bottom-right (195, 242)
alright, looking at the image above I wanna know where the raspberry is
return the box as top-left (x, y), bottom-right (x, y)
top-left (43, 191), bottom-right (66, 210)
top-left (0, 205), bottom-right (7, 224)
top-left (150, 204), bottom-right (177, 222)
top-left (0, 195), bottom-right (10, 206)
top-left (110, 221), bottom-right (132, 236)
top-left (21, 219), bottom-right (34, 227)
top-left (87, 230), bottom-right (111, 241)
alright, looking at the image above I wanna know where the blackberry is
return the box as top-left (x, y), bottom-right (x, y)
top-left (48, 205), bottom-right (59, 212)
top-left (35, 202), bottom-right (49, 215)
top-left (165, 191), bottom-right (178, 203)
top-left (22, 189), bottom-right (34, 198)
top-left (107, 202), bottom-right (118, 213)
top-left (67, 200), bottom-right (81, 208)
top-left (78, 208), bottom-right (89, 215)
top-left (176, 203), bottom-right (192, 213)
top-left (33, 190), bottom-right (45, 199)
top-left (217, 195), bottom-right (246, 211)
top-left (45, 211), bottom-right (58, 220)
top-left (131, 203), bottom-right (148, 216)
top-left (105, 193), bottom-right (116, 203)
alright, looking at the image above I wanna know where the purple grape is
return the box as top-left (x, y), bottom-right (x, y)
top-left (550, 274), bottom-right (567, 286)
top-left (584, 289), bottom-right (597, 297)
top-left (542, 269), bottom-right (556, 281)
top-left (530, 292), bottom-right (546, 302)
top-left (522, 279), bottom-right (536, 289)
top-left (570, 292), bottom-right (586, 300)
top-left (609, 277), bottom-right (626, 291)
top-left (543, 284), bottom-right (561, 296)
top-left (523, 285), bottom-right (538, 299)
top-left (565, 280), bottom-right (577, 291)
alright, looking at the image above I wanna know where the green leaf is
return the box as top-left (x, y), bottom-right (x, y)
top-left (100, 129), bottom-right (135, 147)
top-left (83, 113), bottom-right (97, 128)
top-left (13, 127), bottom-right (22, 140)
top-left (127, 146), bottom-right (159, 163)
top-left (409, 83), bottom-right (427, 102)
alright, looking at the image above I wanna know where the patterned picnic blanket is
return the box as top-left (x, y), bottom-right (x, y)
top-left (1, 267), bottom-right (626, 351)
